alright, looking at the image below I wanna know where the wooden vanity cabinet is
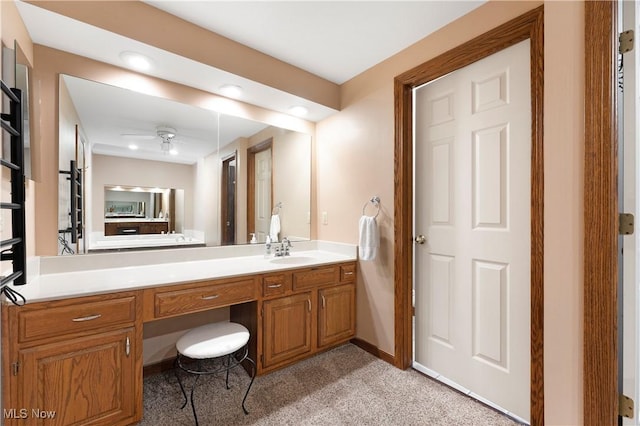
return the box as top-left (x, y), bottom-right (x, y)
top-left (104, 221), bottom-right (168, 236)
top-left (259, 262), bottom-right (356, 373)
top-left (262, 292), bottom-right (313, 368)
top-left (2, 291), bottom-right (143, 426)
top-left (318, 283), bottom-right (356, 348)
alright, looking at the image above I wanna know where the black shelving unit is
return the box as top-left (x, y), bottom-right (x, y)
top-left (60, 159), bottom-right (83, 244)
top-left (0, 79), bottom-right (27, 304)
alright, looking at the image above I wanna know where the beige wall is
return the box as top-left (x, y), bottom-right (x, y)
top-left (543, 2), bottom-right (584, 424)
top-left (316, 1), bottom-right (582, 424)
top-left (58, 76), bottom-right (81, 232)
top-left (193, 151), bottom-right (221, 246)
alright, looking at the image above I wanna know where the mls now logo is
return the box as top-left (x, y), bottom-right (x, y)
top-left (4, 408), bottom-right (56, 419)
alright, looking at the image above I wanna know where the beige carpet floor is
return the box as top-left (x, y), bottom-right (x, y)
top-left (138, 343), bottom-right (522, 426)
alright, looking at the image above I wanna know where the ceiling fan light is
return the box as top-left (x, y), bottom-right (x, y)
top-left (169, 149), bottom-right (179, 156)
top-left (128, 143), bottom-right (138, 150)
top-left (157, 126), bottom-right (177, 139)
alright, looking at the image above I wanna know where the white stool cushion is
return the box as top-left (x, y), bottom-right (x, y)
top-left (176, 322), bottom-right (250, 359)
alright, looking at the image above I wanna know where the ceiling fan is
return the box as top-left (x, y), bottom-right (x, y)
top-left (121, 126), bottom-right (182, 155)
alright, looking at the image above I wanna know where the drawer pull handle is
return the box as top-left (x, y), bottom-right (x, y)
top-left (344, 271), bottom-right (354, 275)
top-left (125, 337), bottom-right (130, 357)
top-left (267, 284), bottom-right (282, 289)
top-left (322, 295), bottom-right (326, 308)
top-left (201, 294), bottom-right (220, 300)
top-left (72, 314), bottom-right (102, 322)
top-left (307, 299), bottom-right (311, 312)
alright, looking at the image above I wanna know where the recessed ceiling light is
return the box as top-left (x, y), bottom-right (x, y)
top-left (119, 51), bottom-right (152, 71)
top-left (288, 106), bottom-right (308, 117)
top-left (128, 144), bottom-right (138, 150)
top-left (219, 84), bottom-right (243, 98)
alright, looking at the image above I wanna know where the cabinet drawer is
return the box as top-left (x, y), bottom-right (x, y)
top-left (18, 296), bottom-right (136, 343)
top-left (340, 263), bottom-right (356, 282)
top-left (262, 273), bottom-right (291, 298)
top-left (154, 278), bottom-right (256, 318)
top-left (292, 266), bottom-right (339, 291)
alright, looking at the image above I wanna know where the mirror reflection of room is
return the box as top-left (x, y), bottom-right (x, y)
top-left (103, 185), bottom-right (183, 238)
top-left (57, 75), bottom-right (312, 255)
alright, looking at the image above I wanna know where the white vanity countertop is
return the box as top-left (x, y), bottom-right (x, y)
top-left (6, 242), bottom-right (357, 304)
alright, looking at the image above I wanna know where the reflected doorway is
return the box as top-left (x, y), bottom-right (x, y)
top-left (247, 139), bottom-right (273, 243)
top-left (221, 151), bottom-right (237, 246)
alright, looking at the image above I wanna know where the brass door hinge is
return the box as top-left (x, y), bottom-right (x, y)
top-left (620, 213), bottom-right (634, 235)
top-left (620, 30), bottom-right (634, 54)
top-left (620, 394), bottom-right (634, 418)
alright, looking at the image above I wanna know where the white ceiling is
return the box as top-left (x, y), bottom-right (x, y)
top-left (15, 1), bottom-right (485, 164)
top-left (142, 1), bottom-right (485, 85)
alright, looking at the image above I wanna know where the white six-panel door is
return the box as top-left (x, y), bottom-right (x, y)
top-left (413, 39), bottom-right (531, 422)
top-left (255, 148), bottom-right (272, 243)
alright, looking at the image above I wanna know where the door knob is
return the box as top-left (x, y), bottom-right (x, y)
top-left (414, 235), bottom-right (426, 244)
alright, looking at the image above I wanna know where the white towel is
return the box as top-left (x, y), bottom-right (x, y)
top-left (358, 215), bottom-right (379, 261)
top-left (269, 214), bottom-right (281, 242)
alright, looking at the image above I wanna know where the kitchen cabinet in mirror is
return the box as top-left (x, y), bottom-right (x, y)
top-left (58, 75), bottom-right (311, 254)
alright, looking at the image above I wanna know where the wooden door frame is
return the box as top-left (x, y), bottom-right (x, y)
top-left (247, 138), bottom-right (273, 239)
top-left (393, 7), bottom-right (544, 425)
top-left (221, 151), bottom-right (237, 245)
top-left (584, 1), bottom-right (619, 424)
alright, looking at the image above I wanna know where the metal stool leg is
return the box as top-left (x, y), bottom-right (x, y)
top-left (225, 354), bottom-right (231, 390)
top-left (189, 374), bottom-right (201, 426)
top-left (241, 356), bottom-right (256, 415)
top-left (174, 357), bottom-right (188, 409)
top-left (175, 354), bottom-right (202, 425)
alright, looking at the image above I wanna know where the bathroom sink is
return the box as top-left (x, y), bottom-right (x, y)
top-left (269, 256), bottom-right (318, 265)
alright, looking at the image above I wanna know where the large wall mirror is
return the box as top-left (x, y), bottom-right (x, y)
top-left (58, 75), bottom-right (311, 254)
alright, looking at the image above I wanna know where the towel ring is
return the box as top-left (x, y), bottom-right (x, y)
top-left (362, 196), bottom-right (380, 218)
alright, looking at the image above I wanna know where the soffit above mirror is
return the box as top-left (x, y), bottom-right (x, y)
top-left (16, 0), bottom-right (339, 122)
top-left (17, 0), bottom-right (486, 121)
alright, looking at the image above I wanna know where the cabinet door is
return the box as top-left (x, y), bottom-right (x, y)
top-left (17, 328), bottom-right (139, 426)
top-left (262, 293), bottom-right (312, 368)
top-left (318, 284), bottom-right (356, 348)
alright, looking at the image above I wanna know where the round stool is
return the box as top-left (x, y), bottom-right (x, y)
top-left (174, 322), bottom-right (256, 425)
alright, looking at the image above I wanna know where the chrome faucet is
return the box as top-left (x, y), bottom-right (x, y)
top-left (274, 237), bottom-right (292, 257)
top-left (282, 237), bottom-right (291, 256)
